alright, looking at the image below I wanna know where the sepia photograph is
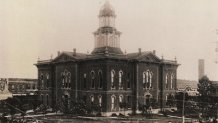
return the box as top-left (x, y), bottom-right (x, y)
top-left (0, 0), bottom-right (218, 122)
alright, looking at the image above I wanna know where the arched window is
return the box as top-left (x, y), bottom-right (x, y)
top-left (40, 74), bottom-right (44, 89)
top-left (90, 95), bottom-right (94, 103)
top-left (47, 95), bottom-right (49, 105)
top-left (144, 70), bottom-right (153, 88)
top-left (99, 96), bottom-right (102, 107)
top-left (68, 72), bottom-right (71, 88)
top-left (91, 71), bottom-right (95, 89)
top-left (61, 70), bottom-right (71, 88)
top-left (165, 74), bottom-right (169, 89)
top-left (146, 71), bottom-right (149, 83)
top-left (149, 72), bottom-right (153, 88)
top-left (127, 73), bottom-right (131, 89)
top-left (166, 94), bottom-right (168, 106)
top-left (170, 74), bottom-right (174, 89)
top-left (111, 95), bottom-right (116, 110)
top-left (12, 85), bottom-right (14, 90)
top-left (46, 74), bottom-right (49, 88)
top-left (41, 94), bottom-right (43, 103)
top-left (98, 70), bottom-right (103, 89)
top-left (143, 72), bottom-right (146, 88)
top-left (83, 74), bottom-right (87, 89)
top-left (61, 73), bottom-right (65, 87)
top-left (119, 95), bottom-right (123, 103)
top-left (111, 70), bottom-right (115, 89)
top-left (119, 71), bottom-right (123, 89)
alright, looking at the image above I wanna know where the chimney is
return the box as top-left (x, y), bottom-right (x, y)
top-left (57, 51), bottom-right (61, 56)
top-left (198, 59), bottom-right (205, 80)
top-left (138, 48), bottom-right (141, 55)
top-left (73, 48), bottom-right (76, 56)
top-left (152, 50), bottom-right (156, 55)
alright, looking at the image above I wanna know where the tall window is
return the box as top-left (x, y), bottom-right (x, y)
top-left (40, 75), bottom-right (44, 89)
top-left (90, 95), bottom-right (94, 104)
top-left (170, 74), bottom-right (174, 89)
top-left (61, 73), bottom-right (65, 87)
top-left (149, 72), bottom-right (152, 88)
top-left (68, 72), bottom-right (71, 88)
top-left (61, 70), bottom-right (71, 88)
top-left (119, 95), bottom-right (123, 103)
top-left (111, 95), bottom-right (116, 110)
top-left (41, 94), bottom-right (43, 103)
top-left (119, 71), bottom-right (123, 89)
top-left (83, 74), bottom-right (87, 89)
top-left (98, 71), bottom-right (103, 89)
top-left (47, 95), bottom-right (49, 105)
top-left (12, 85), bottom-right (15, 90)
top-left (127, 96), bottom-right (131, 104)
top-left (46, 74), bottom-right (49, 89)
top-left (91, 71), bottom-right (95, 89)
top-left (143, 72), bottom-right (146, 88)
top-left (83, 95), bottom-right (87, 103)
top-left (165, 74), bottom-right (169, 89)
top-left (166, 94), bottom-right (168, 105)
top-left (144, 70), bottom-right (153, 88)
top-left (111, 70), bottom-right (115, 89)
top-left (127, 73), bottom-right (130, 89)
top-left (99, 96), bottom-right (102, 107)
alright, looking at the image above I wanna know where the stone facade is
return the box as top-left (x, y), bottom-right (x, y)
top-left (35, 2), bottom-right (179, 116)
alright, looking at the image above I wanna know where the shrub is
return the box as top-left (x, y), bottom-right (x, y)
top-left (96, 112), bottom-right (102, 117)
top-left (119, 113), bottom-right (125, 117)
top-left (111, 113), bottom-right (117, 117)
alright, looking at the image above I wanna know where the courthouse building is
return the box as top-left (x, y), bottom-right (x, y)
top-left (36, 1), bottom-right (179, 115)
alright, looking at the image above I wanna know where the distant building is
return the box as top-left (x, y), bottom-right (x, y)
top-left (198, 59), bottom-right (205, 80)
top-left (0, 78), bottom-right (12, 100)
top-left (177, 79), bottom-right (198, 91)
top-left (176, 79), bottom-right (199, 96)
top-left (6, 78), bottom-right (38, 96)
top-left (35, 1), bottom-right (179, 116)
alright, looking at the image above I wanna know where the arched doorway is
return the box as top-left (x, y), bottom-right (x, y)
top-left (144, 92), bottom-right (152, 106)
top-left (62, 92), bottom-right (70, 108)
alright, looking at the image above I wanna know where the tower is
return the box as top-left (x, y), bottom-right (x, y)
top-left (91, 1), bottom-right (123, 55)
top-left (198, 59), bottom-right (205, 80)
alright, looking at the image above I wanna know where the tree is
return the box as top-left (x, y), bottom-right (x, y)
top-left (197, 76), bottom-right (216, 119)
top-left (119, 102), bottom-right (129, 116)
top-left (198, 76), bottom-right (215, 98)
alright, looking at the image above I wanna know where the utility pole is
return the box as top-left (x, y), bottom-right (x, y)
top-left (182, 86), bottom-right (188, 123)
top-left (182, 90), bottom-right (185, 123)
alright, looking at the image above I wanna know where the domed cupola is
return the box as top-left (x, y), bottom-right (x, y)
top-left (91, 1), bottom-right (123, 55)
top-left (99, 1), bottom-right (116, 17)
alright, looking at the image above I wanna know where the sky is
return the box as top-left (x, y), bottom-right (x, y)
top-left (0, 0), bottom-right (218, 81)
